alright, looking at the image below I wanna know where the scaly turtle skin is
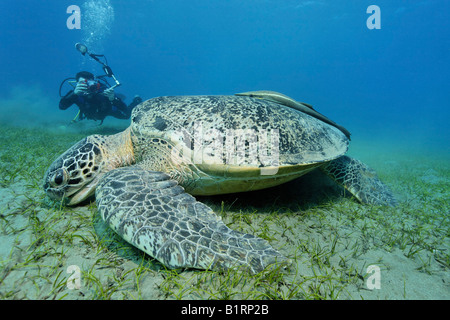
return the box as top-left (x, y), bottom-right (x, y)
top-left (43, 95), bottom-right (396, 273)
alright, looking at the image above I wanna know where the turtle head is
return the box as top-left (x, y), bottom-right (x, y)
top-left (44, 130), bottom-right (135, 206)
top-left (43, 135), bottom-right (108, 205)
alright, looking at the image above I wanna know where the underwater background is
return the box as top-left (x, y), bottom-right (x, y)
top-left (0, 0), bottom-right (449, 150)
top-left (0, 0), bottom-right (448, 300)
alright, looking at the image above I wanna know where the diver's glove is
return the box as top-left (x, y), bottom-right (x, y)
top-left (74, 81), bottom-right (88, 95)
top-left (102, 87), bottom-right (115, 102)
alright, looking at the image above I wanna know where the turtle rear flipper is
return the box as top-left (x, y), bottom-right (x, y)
top-left (321, 156), bottom-right (397, 206)
top-left (95, 166), bottom-right (288, 273)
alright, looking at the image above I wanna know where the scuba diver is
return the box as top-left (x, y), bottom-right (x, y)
top-left (59, 43), bottom-right (142, 124)
top-left (59, 71), bottom-right (142, 122)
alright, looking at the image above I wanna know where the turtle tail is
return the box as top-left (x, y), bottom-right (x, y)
top-left (95, 166), bottom-right (288, 273)
top-left (321, 156), bottom-right (397, 206)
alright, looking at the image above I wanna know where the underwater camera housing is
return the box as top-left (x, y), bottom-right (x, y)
top-left (59, 77), bottom-right (109, 97)
top-left (59, 43), bottom-right (121, 97)
top-left (85, 79), bottom-right (103, 93)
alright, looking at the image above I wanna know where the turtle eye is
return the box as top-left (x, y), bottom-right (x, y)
top-left (54, 173), bottom-right (63, 185)
top-left (52, 169), bottom-right (67, 187)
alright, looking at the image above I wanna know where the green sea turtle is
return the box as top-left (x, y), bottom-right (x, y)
top-left (43, 95), bottom-right (396, 273)
top-left (236, 90), bottom-right (352, 139)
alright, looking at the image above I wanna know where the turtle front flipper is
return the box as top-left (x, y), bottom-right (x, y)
top-left (95, 166), bottom-right (288, 273)
top-left (321, 156), bottom-right (397, 206)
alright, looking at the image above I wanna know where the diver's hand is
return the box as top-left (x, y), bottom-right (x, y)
top-left (74, 81), bottom-right (88, 95)
top-left (102, 87), bottom-right (115, 101)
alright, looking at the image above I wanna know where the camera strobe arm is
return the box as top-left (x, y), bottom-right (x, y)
top-left (75, 43), bottom-right (121, 88)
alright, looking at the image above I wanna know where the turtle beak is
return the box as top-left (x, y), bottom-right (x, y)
top-left (65, 187), bottom-right (95, 205)
top-left (64, 172), bottom-right (103, 205)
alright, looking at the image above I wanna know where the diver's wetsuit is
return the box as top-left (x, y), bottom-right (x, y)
top-left (59, 90), bottom-right (134, 122)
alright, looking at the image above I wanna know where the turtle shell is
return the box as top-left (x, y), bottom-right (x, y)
top-left (129, 95), bottom-right (349, 195)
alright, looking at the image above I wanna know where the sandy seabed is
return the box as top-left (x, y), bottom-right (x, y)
top-left (0, 123), bottom-right (448, 300)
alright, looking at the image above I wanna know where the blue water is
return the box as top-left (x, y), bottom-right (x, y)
top-left (0, 0), bottom-right (449, 152)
